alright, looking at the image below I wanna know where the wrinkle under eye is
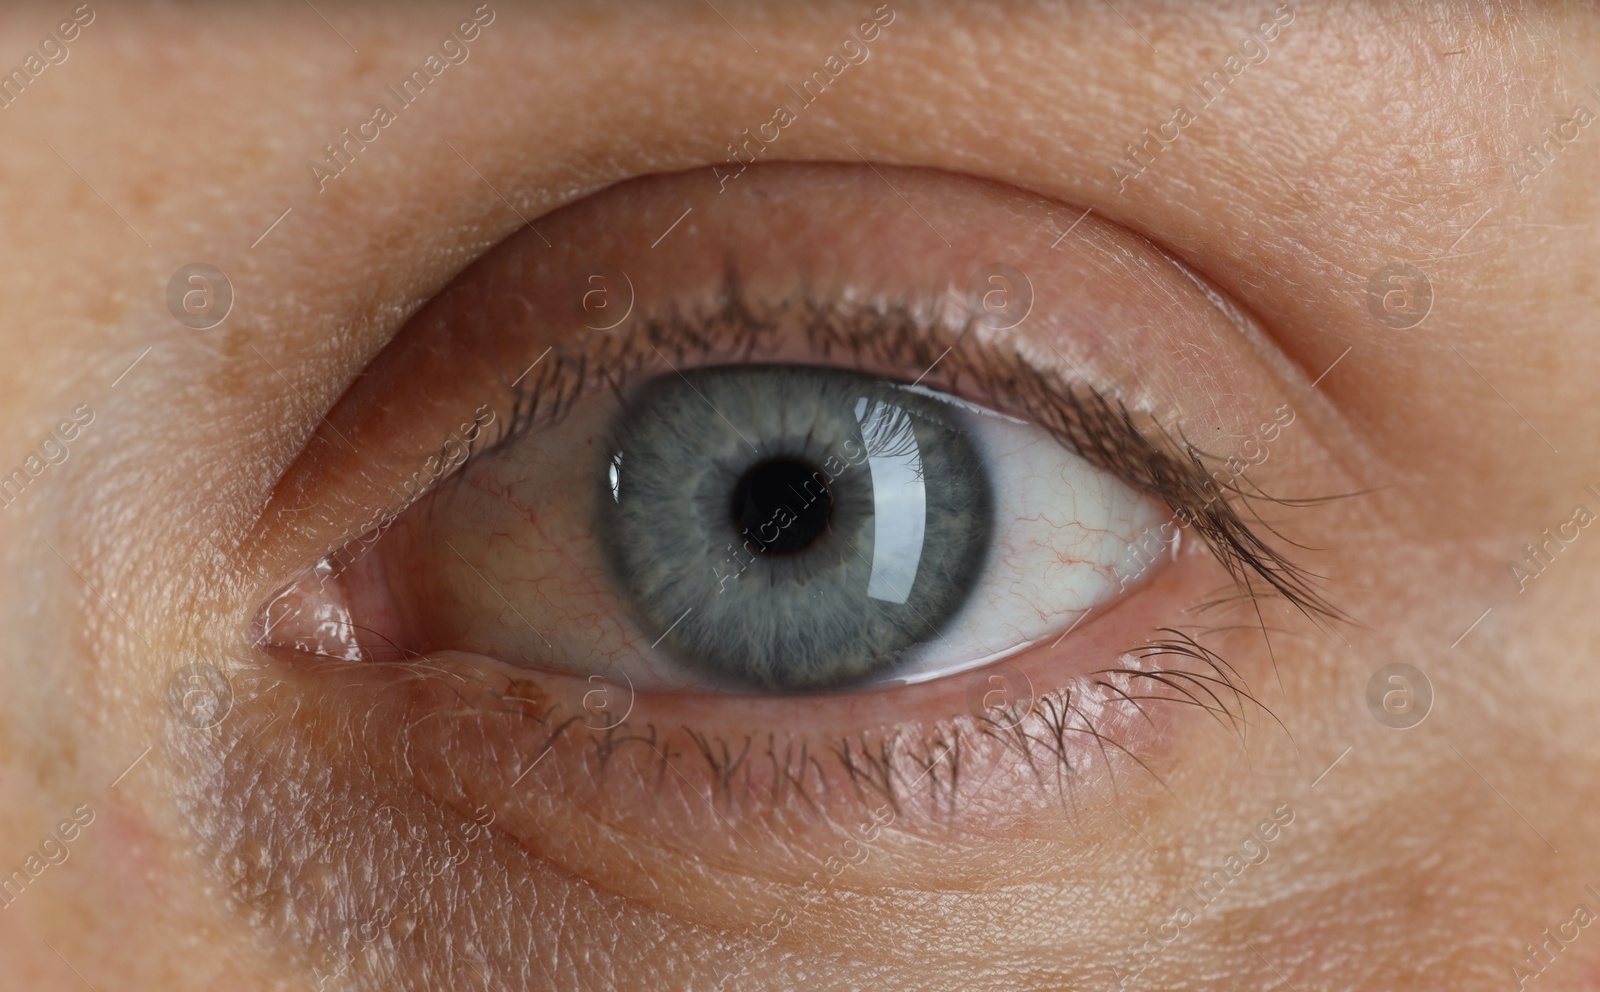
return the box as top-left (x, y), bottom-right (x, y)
top-left (597, 364), bottom-right (994, 691)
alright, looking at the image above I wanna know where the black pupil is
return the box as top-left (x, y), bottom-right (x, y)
top-left (731, 457), bottom-right (833, 556)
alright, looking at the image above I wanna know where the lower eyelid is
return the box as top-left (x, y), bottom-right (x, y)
top-left (237, 526), bottom-right (1231, 923)
top-left (271, 458), bottom-right (1292, 874)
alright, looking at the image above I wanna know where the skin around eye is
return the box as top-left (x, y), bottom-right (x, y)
top-left (136, 152), bottom-right (1393, 992)
top-left (238, 162), bottom-right (1326, 869)
top-left (8, 6), bottom-right (1600, 992)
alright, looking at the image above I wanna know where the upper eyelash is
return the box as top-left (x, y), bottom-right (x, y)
top-left (452, 269), bottom-right (1340, 628)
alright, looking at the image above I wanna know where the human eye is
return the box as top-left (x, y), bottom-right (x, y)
top-left (264, 347), bottom-right (1170, 694)
top-left (23, 5), bottom-right (1600, 990)
top-left (241, 161), bottom-right (1329, 862)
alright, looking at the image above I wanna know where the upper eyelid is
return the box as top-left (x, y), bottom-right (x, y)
top-left (481, 277), bottom-right (1095, 472)
top-left (417, 274), bottom-right (1339, 628)
top-left (379, 284), bottom-right (1041, 550)
top-left (253, 162), bottom-right (1339, 635)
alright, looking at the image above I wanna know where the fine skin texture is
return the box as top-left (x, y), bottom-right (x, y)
top-left (1, 2), bottom-right (1599, 991)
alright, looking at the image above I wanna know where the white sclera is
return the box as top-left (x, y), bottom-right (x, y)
top-left (854, 396), bottom-right (928, 606)
top-left (877, 387), bottom-right (1171, 685)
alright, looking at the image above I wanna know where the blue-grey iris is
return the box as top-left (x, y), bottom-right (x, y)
top-left (595, 365), bottom-right (993, 691)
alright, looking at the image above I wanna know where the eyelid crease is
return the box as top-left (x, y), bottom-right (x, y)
top-left (443, 270), bottom-right (1343, 630)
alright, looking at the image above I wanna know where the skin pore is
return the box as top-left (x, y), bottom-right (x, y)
top-left (1, 2), bottom-right (1598, 990)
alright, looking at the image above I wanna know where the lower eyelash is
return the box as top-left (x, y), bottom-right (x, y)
top-left (403, 619), bottom-right (1271, 820)
top-left (832, 634), bottom-right (1269, 815)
